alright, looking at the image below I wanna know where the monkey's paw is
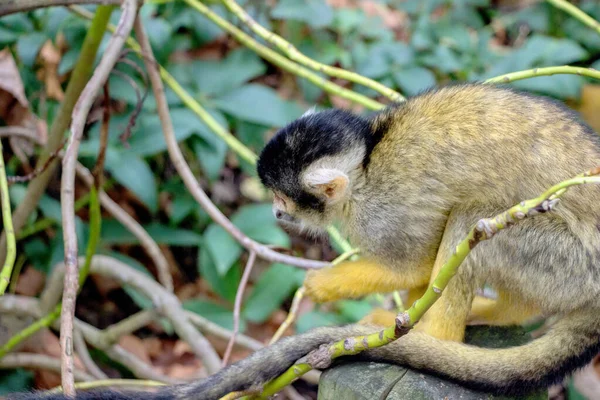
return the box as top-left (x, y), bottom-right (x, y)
top-left (304, 269), bottom-right (340, 303)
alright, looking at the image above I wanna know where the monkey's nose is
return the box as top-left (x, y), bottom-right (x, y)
top-left (275, 210), bottom-right (283, 219)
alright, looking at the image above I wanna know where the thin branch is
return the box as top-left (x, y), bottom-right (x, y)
top-left (47, 379), bottom-right (165, 394)
top-left (74, 319), bottom-right (186, 384)
top-left (546, 0), bottom-right (600, 36)
top-left (132, 13), bottom-right (330, 270)
top-left (0, 139), bottom-right (16, 295)
top-left (220, 0), bottom-right (404, 102)
top-left (0, 0), bottom-right (133, 16)
top-left (91, 83), bottom-right (110, 188)
top-left (485, 65), bottom-right (600, 84)
top-left (43, 254), bottom-right (222, 374)
top-left (76, 162), bottom-right (174, 291)
top-left (59, 0), bottom-right (137, 393)
top-left (0, 303), bottom-right (61, 358)
top-left (0, 126), bottom-right (43, 144)
top-left (100, 309), bottom-right (157, 346)
top-left (185, 311), bottom-right (262, 352)
top-left (269, 286), bottom-right (305, 344)
top-left (73, 328), bottom-right (108, 380)
top-left (7, 141), bottom-right (64, 184)
top-left (183, 0), bottom-right (384, 111)
top-left (0, 353), bottom-right (94, 382)
top-left (223, 251), bottom-right (256, 366)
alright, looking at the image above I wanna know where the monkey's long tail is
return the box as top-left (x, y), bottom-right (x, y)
top-left (11, 309), bottom-right (600, 399)
top-left (180, 307), bottom-right (600, 399)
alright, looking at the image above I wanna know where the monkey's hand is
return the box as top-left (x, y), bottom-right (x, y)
top-left (304, 258), bottom-right (426, 303)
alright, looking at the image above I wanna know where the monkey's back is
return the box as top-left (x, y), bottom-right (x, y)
top-left (352, 84), bottom-right (600, 312)
top-left (368, 84), bottom-right (600, 211)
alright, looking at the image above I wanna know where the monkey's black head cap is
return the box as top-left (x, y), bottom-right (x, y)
top-left (257, 109), bottom-right (374, 210)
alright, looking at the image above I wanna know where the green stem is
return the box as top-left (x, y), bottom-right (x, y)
top-left (219, 0), bottom-right (404, 102)
top-left (485, 65), bottom-right (600, 84)
top-left (182, 0), bottom-right (385, 111)
top-left (0, 139), bottom-right (16, 295)
top-left (545, 0), bottom-right (600, 36)
top-left (0, 303), bottom-right (61, 358)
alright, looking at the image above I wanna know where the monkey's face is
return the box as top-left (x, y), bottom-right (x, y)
top-left (270, 167), bottom-right (351, 234)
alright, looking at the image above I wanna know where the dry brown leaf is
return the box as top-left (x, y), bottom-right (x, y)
top-left (359, 1), bottom-right (408, 31)
top-left (143, 337), bottom-right (163, 359)
top-left (118, 335), bottom-right (151, 364)
top-left (172, 340), bottom-right (193, 358)
top-left (0, 48), bottom-right (28, 108)
top-left (38, 40), bottom-right (64, 101)
top-left (15, 266), bottom-right (45, 297)
top-left (165, 360), bottom-right (203, 380)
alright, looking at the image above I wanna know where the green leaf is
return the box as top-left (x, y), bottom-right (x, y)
top-left (169, 194), bottom-right (196, 225)
top-left (143, 17), bottom-right (173, 50)
top-left (393, 66), bottom-right (436, 96)
top-left (203, 223), bottom-right (243, 276)
top-left (192, 49), bottom-right (266, 96)
top-left (105, 152), bottom-right (158, 213)
top-left (183, 299), bottom-right (246, 331)
top-left (297, 310), bottom-right (347, 333)
top-left (511, 74), bottom-right (584, 100)
top-left (214, 84), bottom-right (304, 127)
top-left (271, 0), bottom-right (333, 28)
top-left (519, 35), bottom-right (588, 66)
top-left (231, 203), bottom-right (290, 247)
top-left (58, 48), bottom-right (80, 75)
top-left (198, 247), bottom-right (241, 303)
top-left (16, 32), bottom-right (47, 67)
top-left (100, 220), bottom-right (203, 246)
top-left (337, 300), bottom-right (373, 322)
top-left (243, 263), bottom-right (304, 323)
top-left (190, 134), bottom-right (227, 182)
top-left (357, 42), bottom-right (415, 79)
top-left (0, 369), bottom-right (34, 395)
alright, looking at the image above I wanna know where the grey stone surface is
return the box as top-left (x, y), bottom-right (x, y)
top-left (318, 326), bottom-right (547, 400)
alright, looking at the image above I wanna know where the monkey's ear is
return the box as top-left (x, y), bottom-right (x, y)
top-left (304, 168), bottom-right (349, 203)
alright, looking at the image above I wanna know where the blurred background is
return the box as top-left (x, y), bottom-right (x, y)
top-left (0, 0), bottom-right (599, 398)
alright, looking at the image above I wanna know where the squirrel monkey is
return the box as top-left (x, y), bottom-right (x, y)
top-left (13, 84), bottom-right (600, 399)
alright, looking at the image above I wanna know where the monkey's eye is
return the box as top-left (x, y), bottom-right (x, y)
top-left (274, 193), bottom-right (287, 208)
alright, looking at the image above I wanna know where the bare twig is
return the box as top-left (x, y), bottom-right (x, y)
top-left (0, 353), bottom-right (94, 382)
top-left (73, 328), bottom-right (108, 380)
top-left (74, 319), bottom-right (185, 384)
top-left (91, 83), bottom-right (110, 188)
top-left (75, 163), bottom-right (174, 291)
top-left (0, 0), bottom-right (136, 16)
top-left (43, 254), bottom-right (221, 373)
top-left (0, 126), bottom-right (43, 144)
top-left (185, 311), bottom-right (262, 352)
top-left (59, 0), bottom-right (137, 393)
top-left (222, 251), bottom-right (257, 366)
top-left (133, 16), bottom-right (329, 270)
top-left (7, 141), bottom-right (65, 184)
top-left (47, 379), bottom-right (165, 394)
top-left (100, 309), bottom-right (157, 346)
top-left (269, 287), bottom-right (305, 345)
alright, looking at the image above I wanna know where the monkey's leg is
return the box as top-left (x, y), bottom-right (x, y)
top-left (358, 285), bottom-right (429, 327)
top-left (413, 207), bottom-right (479, 342)
top-left (304, 258), bottom-right (430, 303)
top-left (469, 290), bottom-right (540, 326)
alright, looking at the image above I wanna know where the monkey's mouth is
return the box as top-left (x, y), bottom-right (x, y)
top-left (275, 210), bottom-right (300, 225)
